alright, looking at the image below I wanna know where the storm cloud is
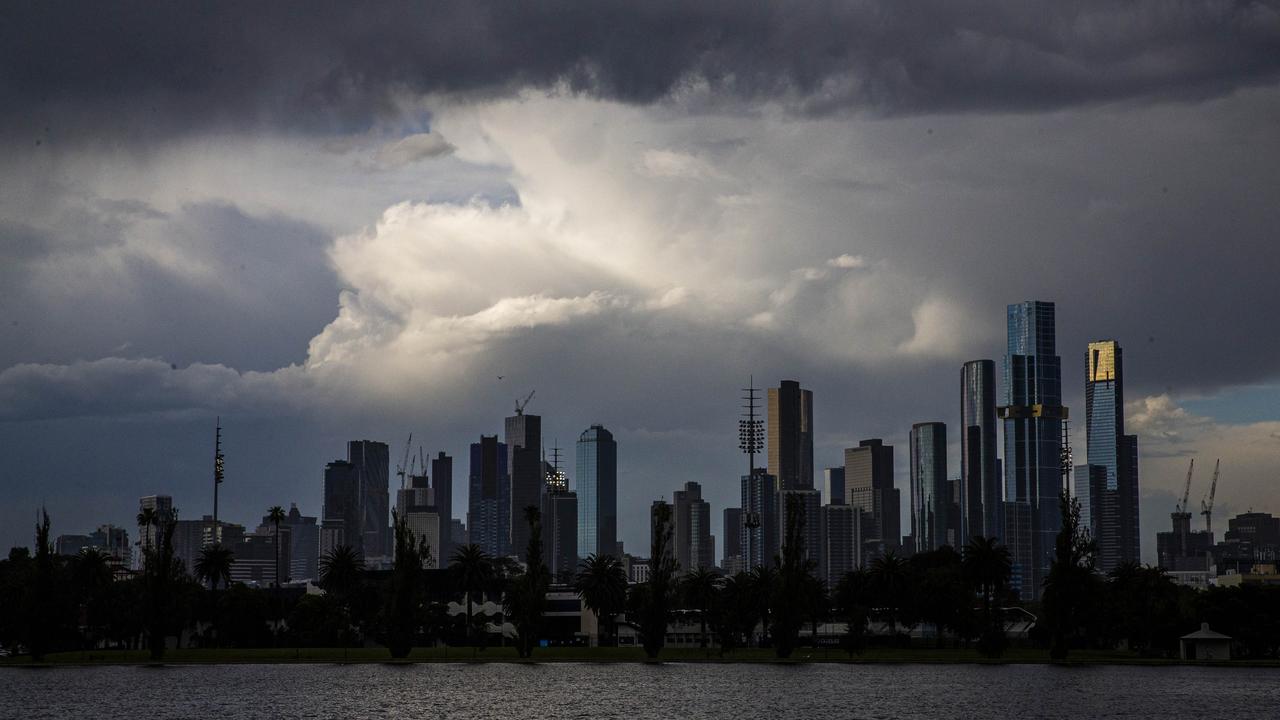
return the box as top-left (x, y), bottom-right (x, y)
top-left (3, 0), bottom-right (1278, 140)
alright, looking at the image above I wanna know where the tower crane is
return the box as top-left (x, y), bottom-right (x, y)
top-left (396, 433), bottom-right (413, 490)
top-left (1175, 458), bottom-right (1195, 515)
top-left (1201, 459), bottom-right (1220, 535)
top-left (515, 389), bottom-right (536, 415)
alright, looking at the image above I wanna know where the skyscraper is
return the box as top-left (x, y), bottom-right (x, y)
top-left (468, 435), bottom-right (509, 558)
top-left (431, 451), bottom-right (454, 562)
top-left (845, 438), bottom-right (899, 559)
top-left (780, 487), bottom-right (822, 570)
top-left (820, 502), bottom-right (861, 588)
top-left (999, 300), bottom-right (1067, 600)
top-left (323, 460), bottom-right (359, 554)
top-left (722, 507), bottom-right (743, 573)
top-left (741, 469), bottom-right (779, 569)
top-left (823, 467), bottom-right (845, 507)
top-left (909, 422), bottom-right (948, 553)
top-left (505, 411), bottom-right (543, 554)
top-left (768, 380), bottom-right (814, 491)
top-left (283, 504), bottom-right (319, 582)
top-left (541, 474), bottom-right (578, 582)
top-left (576, 425), bottom-right (618, 559)
top-left (1078, 340), bottom-right (1140, 572)
top-left (961, 359), bottom-right (1000, 543)
top-left (673, 481), bottom-right (715, 572)
top-left (348, 440), bottom-right (390, 558)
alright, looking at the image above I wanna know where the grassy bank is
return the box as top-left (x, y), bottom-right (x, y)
top-left (3, 646), bottom-right (1277, 666)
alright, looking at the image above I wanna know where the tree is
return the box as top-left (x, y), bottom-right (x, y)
top-left (142, 510), bottom-right (182, 660)
top-left (387, 509), bottom-right (431, 658)
top-left (505, 506), bottom-right (550, 658)
top-left (136, 507), bottom-right (157, 553)
top-left (194, 542), bottom-right (234, 646)
top-left (71, 548), bottom-right (114, 649)
top-left (1043, 492), bottom-right (1098, 660)
top-left (963, 536), bottom-right (1012, 657)
top-left (869, 550), bottom-right (911, 641)
top-left (26, 509), bottom-right (56, 661)
top-left (320, 545), bottom-right (365, 646)
top-left (680, 566), bottom-right (720, 651)
top-left (636, 502), bottom-right (679, 659)
top-left (449, 544), bottom-right (494, 646)
top-left (711, 572), bottom-right (758, 654)
top-left (772, 492), bottom-right (815, 658)
top-left (835, 568), bottom-right (872, 656)
top-left (267, 505), bottom-right (287, 639)
top-left (749, 564), bottom-right (778, 647)
top-left (574, 554), bottom-right (628, 647)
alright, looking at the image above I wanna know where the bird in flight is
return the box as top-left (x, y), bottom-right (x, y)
top-left (497, 375), bottom-right (504, 380)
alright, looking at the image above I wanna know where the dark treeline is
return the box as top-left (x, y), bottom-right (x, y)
top-left (3, 496), bottom-right (1278, 661)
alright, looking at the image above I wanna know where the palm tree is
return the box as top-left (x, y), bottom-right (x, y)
top-left (195, 543), bottom-right (234, 646)
top-left (267, 506), bottom-right (286, 588)
top-left (136, 507), bottom-right (157, 552)
top-left (449, 544), bottom-right (493, 645)
top-left (962, 535), bottom-right (1012, 656)
top-left (72, 548), bottom-right (114, 648)
top-left (574, 554), bottom-right (628, 647)
top-left (320, 545), bottom-right (365, 645)
top-left (680, 567), bottom-right (720, 650)
top-left (749, 564), bottom-right (777, 647)
top-left (869, 551), bottom-right (910, 638)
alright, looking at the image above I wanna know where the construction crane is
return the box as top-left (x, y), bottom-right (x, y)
top-left (1201, 459), bottom-right (1220, 535)
top-left (1175, 458), bottom-right (1195, 515)
top-left (515, 389), bottom-right (536, 415)
top-left (396, 433), bottom-right (413, 490)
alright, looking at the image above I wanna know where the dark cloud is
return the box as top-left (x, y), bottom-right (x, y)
top-left (3, 1), bottom-right (1278, 139)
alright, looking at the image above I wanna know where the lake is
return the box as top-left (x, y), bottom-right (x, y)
top-left (1, 663), bottom-right (1276, 719)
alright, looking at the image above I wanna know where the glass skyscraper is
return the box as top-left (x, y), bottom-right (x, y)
top-left (576, 425), bottom-right (618, 559)
top-left (767, 380), bottom-right (814, 491)
top-left (961, 359), bottom-right (1000, 543)
top-left (348, 440), bottom-right (390, 559)
top-left (999, 300), bottom-right (1066, 600)
top-left (1078, 340), bottom-right (1140, 572)
top-left (505, 412), bottom-right (542, 555)
top-left (909, 422), bottom-right (948, 553)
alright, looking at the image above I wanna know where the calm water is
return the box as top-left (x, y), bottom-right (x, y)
top-left (1, 663), bottom-right (1276, 719)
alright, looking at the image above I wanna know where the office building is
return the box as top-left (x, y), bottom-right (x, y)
top-left (348, 440), bottom-right (390, 559)
top-left (323, 459), bottom-right (360, 556)
top-left (651, 500), bottom-right (675, 563)
top-left (741, 469), bottom-right (779, 569)
top-left (673, 481), bottom-right (715, 572)
top-left (845, 439), bottom-right (900, 559)
top-left (823, 467), bottom-right (845, 507)
top-left (136, 494), bottom-right (174, 560)
top-left (228, 527), bottom-right (292, 586)
top-left (820, 502), bottom-right (862, 588)
top-left (961, 359), bottom-right (1000, 543)
top-left (910, 422), bottom-right (949, 553)
top-left (431, 451), bottom-right (454, 562)
top-left (768, 380), bottom-right (814, 491)
top-left (541, 483), bottom-right (579, 582)
top-left (448, 519), bottom-right (467, 551)
top-left (722, 507), bottom-right (743, 573)
top-left (780, 486), bottom-right (823, 570)
top-left (998, 300), bottom-right (1067, 600)
top-left (506, 411), bottom-right (543, 555)
top-left (469, 434), bottom-right (510, 558)
top-left (282, 505), bottom-right (319, 582)
top-left (1077, 340), bottom-right (1140, 572)
top-left (576, 425), bottom-right (618, 559)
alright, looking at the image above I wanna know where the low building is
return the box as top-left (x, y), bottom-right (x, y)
top-left (1180, 623), bottom-right (1231, 660)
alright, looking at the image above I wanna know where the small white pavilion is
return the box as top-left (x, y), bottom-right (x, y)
top-left (1180, 623), bottom-right (1232, 660)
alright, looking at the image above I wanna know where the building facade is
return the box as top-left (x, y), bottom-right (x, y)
top-left (844, 439), bottom-right (900, 559)
top-left (722, 507), bottom-right (743, 573)
top-left (673, 481), bottom-right (715, 572)
top-left (431, 451), bottom-right (454, 563)
top-left (910, 422), bottom-right (949, 553)
top-left (961, 359), bottom-right (1000, 543)
top-left (999, 300), bottom-right (1066, 600)
top-left (1078, 340), bottom-right (1140, 572)
top-left (820, 502), bottom-right (862, 588)
top-left (322, 459), bottom-right (360, 556)
top-left (767, 380), bottom-right (814, 491)
top-left (348, 440), bottom-right (390, 559)
top-left (576, 425), bottom-right (618, 559)
top-left (468, 435), bottom-right (510, 558)
top-left (505, 412), bottom-right (543, 555)
top-left (741, 469), bottom-right (779, 569)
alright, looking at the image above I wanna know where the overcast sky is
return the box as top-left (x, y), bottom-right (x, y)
top-left (2, 1), bottom-right (1279, 562)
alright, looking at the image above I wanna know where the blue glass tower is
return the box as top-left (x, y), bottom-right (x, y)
top-left (1078, 340), bottom-right (1140, 572)
top-left (576, 425), bottom-right (618, 559)
top-left (999, 300), bottom-right (1066, 600)
top-left (910, 422), bottom-right (948, 553)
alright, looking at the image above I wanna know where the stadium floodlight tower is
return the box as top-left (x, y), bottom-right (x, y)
top-left (739, 376), bottom-right (764, 529)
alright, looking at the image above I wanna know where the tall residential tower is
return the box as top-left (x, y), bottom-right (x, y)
top-left (576, 425), bottom-right (618, 559)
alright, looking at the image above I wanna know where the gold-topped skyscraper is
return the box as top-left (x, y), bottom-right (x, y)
top-left (1078, 339), bottom-right (1140, 572)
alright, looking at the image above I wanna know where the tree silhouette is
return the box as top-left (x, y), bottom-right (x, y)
top-left (963, 536), bottom-right (1012, 657)
top-left (505, 506), bottom-right (549, 658)
top-left (320, 544), bottom-right (365, 646)
top-left (387, 509), bottom-right (430, 658)
top-left (136, 507), bottom-right (157, 553)
top-left (26, 510), bottom-right (55, 661)
top-left (195, 543), bottom-right (234, 646)
top-left (142, 510), bottom-right (181, 660)
top-left (749, 564), bottom-right (777, 647)
top-left (449, 544), bottom-right (493, 646)
top-left (636, 502), bottom-right (679, 659)
top-left (267, 505), bottom-right (286, 639)
top-left (835, 568), bottom-right (872, 656)
top-left (772, 493), bottom-right (816, 658)
top-left (574, 553), bottom-right (627, 647)
top-left (870, 550), bottom-right (911, 640)
top-left (680, 566), bottom-right (720, 651)
top-left (1043, 492), bottom-right (1098, 660)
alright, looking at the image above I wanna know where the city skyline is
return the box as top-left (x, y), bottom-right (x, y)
top-left (3, 3), bottom-right (1280, 568)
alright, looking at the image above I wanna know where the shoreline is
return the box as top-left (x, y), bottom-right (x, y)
top-left (4, 647), bottom-right (1277, 668)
